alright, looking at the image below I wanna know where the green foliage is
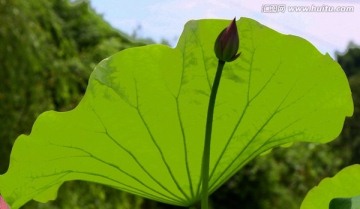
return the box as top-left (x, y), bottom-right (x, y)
top-left (0, 0), bottom-right (143, 147)
top-left (23, 181), bottom-right (144, 209)
top-left (301, 165), bottom-right (360, 209)
top-left (0, 0), bottom-right (145, 208)
top-left (336, 72), bottom-right (360, 167)
top-left (0, 17), bottom-right (352, 209)
top-left (337, 43), bottom-right (360, 77)
top-left (330, 198), bottom-right (352, 209)
top-left (330, 196), bottom-right (360, 209)
top-left (212, 142), bottom-right (346, 209)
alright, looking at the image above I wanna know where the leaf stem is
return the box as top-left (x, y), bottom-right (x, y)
top-left (201, 60), bottom-right (225, 209)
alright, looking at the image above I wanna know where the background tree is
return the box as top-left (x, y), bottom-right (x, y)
top-left (0, 0), bottom-right (144, 208)
top-left (335, 45), bottom-right (360, 166)
top-left (337, 42), bottom-right (360, 77)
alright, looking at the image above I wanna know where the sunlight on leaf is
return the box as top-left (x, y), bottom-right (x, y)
top-left (0, 17), bottom-right (353, 209)
top-left (301, 165), bottom-right (360, 209)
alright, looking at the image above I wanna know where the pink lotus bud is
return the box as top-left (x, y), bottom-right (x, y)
top-left (214, 18), bottom-right (240, 62)
top-left (0, 196), bottom-right (10, 209)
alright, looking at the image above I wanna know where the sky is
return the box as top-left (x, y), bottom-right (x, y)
top-left (89, 0), bottom-right (360, 57)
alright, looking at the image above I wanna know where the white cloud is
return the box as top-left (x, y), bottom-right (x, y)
top-left (91, 0), bottom-right (360, 56)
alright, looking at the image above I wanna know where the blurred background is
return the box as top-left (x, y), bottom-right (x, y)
top-left (0, 0), bottom-right (359, 208)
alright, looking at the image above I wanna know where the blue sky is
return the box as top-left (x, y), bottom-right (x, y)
top-left (90, 0), bottom-right (360, 57)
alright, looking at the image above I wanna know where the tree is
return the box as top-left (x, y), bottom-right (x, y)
top-left (336, 42), bottom-right (360, 77)
top-left (0, 0), bottom-right (145, 208)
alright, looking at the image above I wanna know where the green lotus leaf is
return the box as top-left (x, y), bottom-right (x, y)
top-left (0, 17), bottom-right (353, 209)
top-left (301, 165), bottom-right (360, 209)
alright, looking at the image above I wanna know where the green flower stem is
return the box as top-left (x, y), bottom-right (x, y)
top-left (201, 60), bottom-right (226, 209)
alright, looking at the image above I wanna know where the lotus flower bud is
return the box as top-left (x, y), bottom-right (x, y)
top-left (214, 18), bottom-right (240, 62)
